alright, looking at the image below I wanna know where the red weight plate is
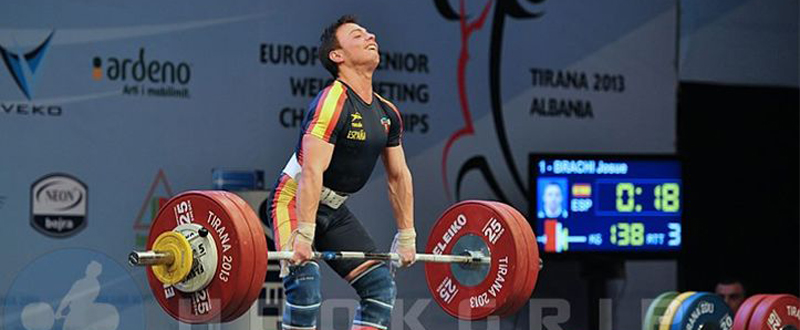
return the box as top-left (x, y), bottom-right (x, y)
top-left (495, 202), bottom-right (539, 317)
top-left (494, 203), bottom-right (540, 317)
top-left (146, 191), bottom-right (255, 323)
top-left (482, 201), bottom-right (529, 316)
top-left (204, 192), bottom-right (257, 321)
top-left (214, 191), bottom-right (269, 322)
top-left (478, 202), bottom-right (527, 316)
top-left (203, 191), bottom-right (256, 322)
top-left (732, 294), bottom-right (768, 330)
top-left (425, 200), bottom-right (526, 320)
top-left (748, 294), bottom-right (800, 330)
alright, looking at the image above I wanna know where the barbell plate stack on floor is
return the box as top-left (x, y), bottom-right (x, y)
top-left (732, 294), bottom-right (769, 330)
top-left (746, 294), bottom-right (800, 330)
top-left (668, 292), bottom-right (732, 330)
top-left (646, 292), bottom-right (798, 330)
top-left (658, 292), bottom-right (696, 330)
top-left (643, 291), bottom-right (679, 330)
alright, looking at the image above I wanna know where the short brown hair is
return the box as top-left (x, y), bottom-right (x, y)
top-left (319, 15), bottom-right (358, 78)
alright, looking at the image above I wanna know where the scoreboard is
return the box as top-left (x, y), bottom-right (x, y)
top-left (528, 155), bottom-right (682, 253)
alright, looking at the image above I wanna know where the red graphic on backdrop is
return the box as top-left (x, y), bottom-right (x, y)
top-left (133, 169), bottom-right (173, 231)
top-left (441, 0), bottom-right (494, 200)
top-left (436, 0), bottom-right (544, 202)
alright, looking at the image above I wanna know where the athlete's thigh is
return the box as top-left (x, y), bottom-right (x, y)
top-left (314, 206), bottom-right (379, 278)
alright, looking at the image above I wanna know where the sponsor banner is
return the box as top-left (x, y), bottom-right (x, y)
top-left (30, 174), bottom-right (87, 238)
top-left (92, 47), bottom-right (193, 99)
top-left (0, 30), bottom-right (64, 117)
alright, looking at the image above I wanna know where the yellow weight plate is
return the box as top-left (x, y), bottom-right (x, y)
top-left (658, 292), bottom-right (696, 330)
top-left (151, 231), bottom-right (193, 285)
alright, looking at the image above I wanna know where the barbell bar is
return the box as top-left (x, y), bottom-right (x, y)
top-left (134, 190), bottom-right (541, 323)
top-left (129, 249), bottom-right (492, 267)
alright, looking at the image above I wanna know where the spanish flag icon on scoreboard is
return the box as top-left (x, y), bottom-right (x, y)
top-left (572, 183), bottom-right (592, 198)
top-left (544, 220), bottom-right (563, 252)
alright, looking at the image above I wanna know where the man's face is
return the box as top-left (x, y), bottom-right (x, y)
top-left (543, 184), bottom-right (563, 213)
top-left (715, 282), bottom-right (745, 314)
top-left (332, 23), bottom-right (380, 70)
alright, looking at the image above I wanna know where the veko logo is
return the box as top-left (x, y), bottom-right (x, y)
top-left (92, 47), bottom-right (192, 98)
top-left (0, 30), bottom-right (64, 117)
top-left (0, 31), bottom-right (54, 100)
top-left (30, 173), bottom-right (88, 237)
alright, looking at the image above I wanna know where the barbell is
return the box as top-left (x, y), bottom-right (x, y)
top-left (129, 190), bottom-right (541, 323)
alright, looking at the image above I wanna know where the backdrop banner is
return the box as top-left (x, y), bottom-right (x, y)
top-left (0, 1), bottom-right (676, 328)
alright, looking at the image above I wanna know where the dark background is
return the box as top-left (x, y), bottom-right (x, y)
top-left (678, 82), bottom-right (799, 295)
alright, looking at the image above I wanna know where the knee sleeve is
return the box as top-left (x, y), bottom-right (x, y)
top-left (282, 262), bottom-right (321, 329)
top-left (349, 263), bottom-right (396, 330)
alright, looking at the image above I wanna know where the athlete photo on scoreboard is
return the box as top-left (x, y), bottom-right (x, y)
top-left (537, 177), bottom-right (568, 219)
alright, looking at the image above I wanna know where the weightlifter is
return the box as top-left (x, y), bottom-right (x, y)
top-left (267, 15), bottom-right (415, 330)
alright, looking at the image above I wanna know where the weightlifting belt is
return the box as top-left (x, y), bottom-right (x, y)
top-left (282, 153), bottom-right (349, 209)
top-left (320, 186), bottom-right (348, 209)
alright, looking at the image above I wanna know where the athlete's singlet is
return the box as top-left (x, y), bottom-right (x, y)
top-left (270, 80), bottom-right (403, 250)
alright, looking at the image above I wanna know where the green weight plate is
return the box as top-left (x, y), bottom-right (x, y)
top-left (644, 291), bottom-right (680, 330)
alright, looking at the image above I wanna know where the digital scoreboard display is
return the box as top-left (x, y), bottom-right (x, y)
top-left (528, 155), bottom-right (682, 254)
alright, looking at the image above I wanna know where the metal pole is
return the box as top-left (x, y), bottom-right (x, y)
top-left (128, 250), bottom-right (175, 266)
top-left (267, 251), bottom-right (491, 265)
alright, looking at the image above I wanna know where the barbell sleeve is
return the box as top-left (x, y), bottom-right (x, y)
top-left (128, 250), bottom-right (175, 267)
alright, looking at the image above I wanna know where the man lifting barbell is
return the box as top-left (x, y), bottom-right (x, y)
top-left (267, 14), bottom-right (414, 330)
top-left (128, 14), bottom-right (541, 326)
